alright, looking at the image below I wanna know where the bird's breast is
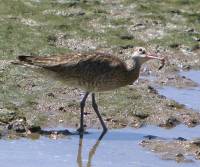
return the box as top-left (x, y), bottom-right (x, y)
top-left (46, 60), bottom-right (133, 92)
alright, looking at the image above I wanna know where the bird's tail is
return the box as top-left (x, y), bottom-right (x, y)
top-left (18, 55), bottom-right (35, 65)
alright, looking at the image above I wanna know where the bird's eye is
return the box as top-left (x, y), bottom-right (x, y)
top-left (138, 48), bottom-right (146, 54)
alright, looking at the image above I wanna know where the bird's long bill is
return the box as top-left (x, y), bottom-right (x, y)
top-left (146, 53), bottom-right (164, 61)
top-left (147, 53), bottom-right (165, 69)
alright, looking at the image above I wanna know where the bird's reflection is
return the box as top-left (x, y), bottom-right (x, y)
top-left (77, 131), bottom-right (107, 167)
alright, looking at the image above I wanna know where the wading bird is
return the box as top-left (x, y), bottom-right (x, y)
top-left (17, 47), bottom-right (165, 133)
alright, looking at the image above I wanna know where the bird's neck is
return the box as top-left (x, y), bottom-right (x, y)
top-left (125, 58), bottom-right (141, 83)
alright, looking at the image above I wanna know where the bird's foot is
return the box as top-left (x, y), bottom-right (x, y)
top-left (76, 125), bottom-right (88, 135)
top-left (76, 127), bottom-right (84, 134)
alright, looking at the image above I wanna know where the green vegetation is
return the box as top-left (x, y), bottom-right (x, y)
top-left (0, 0), bottom-right (200, 59)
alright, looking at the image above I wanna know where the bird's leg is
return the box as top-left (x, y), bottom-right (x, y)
top-left (91, 93), bottom-right (107, 132)
top-left (77, 92), bottom-right (89, 133)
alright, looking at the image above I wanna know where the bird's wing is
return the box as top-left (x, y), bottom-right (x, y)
top-left (18, 53), bottom-right (81, 67)
top-left (18, 52), bottom-right (125, 68)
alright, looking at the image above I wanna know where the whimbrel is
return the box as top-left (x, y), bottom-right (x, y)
top-left (17, 47), bottom-right (165, 133)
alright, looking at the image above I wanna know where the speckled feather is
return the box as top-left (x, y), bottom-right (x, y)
top-left (18, 52), bottom-right (140, 92)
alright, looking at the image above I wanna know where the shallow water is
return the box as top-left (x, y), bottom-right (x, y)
top-left (158, 70), bottom-right (200, 111)
top-left (0, 127), bottom-right (200, 167)
top-left (181, 70), bottom-right (200, 84)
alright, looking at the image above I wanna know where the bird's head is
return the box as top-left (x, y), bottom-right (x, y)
top-left (132, 47), bottom-right (164, 66)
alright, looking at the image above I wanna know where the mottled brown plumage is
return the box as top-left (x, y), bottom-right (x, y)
top-left (19, 52), bottom-right (140, 92)
top-left (17, 47), bottom-right (164, 133)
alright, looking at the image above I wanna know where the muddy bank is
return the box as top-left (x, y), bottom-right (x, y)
top-left (141, 137), bottom-right (200, 162)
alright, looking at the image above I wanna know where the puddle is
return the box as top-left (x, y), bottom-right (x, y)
top-left (181, 70), bottom-right (200, 84)
top-left (0, 127), bottom-right (200, 167)
top-left (140, 75), bottom-right (156, 82)
top-left (158, 70), bottom-right (200, 111)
